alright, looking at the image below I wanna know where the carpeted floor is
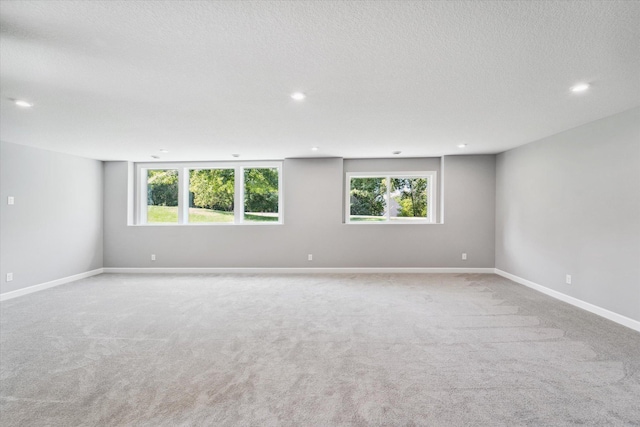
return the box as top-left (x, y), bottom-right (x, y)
top-left (1, 273), bottom-right (639, 426)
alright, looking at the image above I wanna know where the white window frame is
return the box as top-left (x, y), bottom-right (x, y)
top-left (136, 161), bottom-right (283, 225)
top-left (345, 171), bottom-right (437, 224)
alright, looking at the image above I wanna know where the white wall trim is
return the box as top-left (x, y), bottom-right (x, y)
top-left (0, 268), bottom-right (104, 302)
top-left (4, 267), bottom-right (636, 333)
top-left (494, 269), bottom-right (640, 333)
top-left (104, 267), bottom-right (495, 274)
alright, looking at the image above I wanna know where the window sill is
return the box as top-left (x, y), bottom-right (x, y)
top-left (130, 222), bottom-right (283, 227)
top-left (344, 221), bottom-right (442, 225)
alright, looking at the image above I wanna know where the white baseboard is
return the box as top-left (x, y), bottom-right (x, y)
top-left (0, 268), bottom-right (104, 302)
top-left (5, 267), bottom-right (636, 333)
top-left (103, 267), bottom-right (495, 274)
top-left (494, 269), bottom-right (640, 333)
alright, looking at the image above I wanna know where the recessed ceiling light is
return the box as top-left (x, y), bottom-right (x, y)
top-left (392, 151), bottom-right (402, 155)
top-left (231, 153), bottom-right (240, 158)
top-left (159, 149), bottom-right (169, 153)
top-left (570, 83), bottom-right (590, 93)
top-left (151, 155), bottom-right (160, 159)
top-left (457, 144), bottom-right (467, 148)
top-left (311, 147), bottom-right (319, 151)
top-left (14, 100), bottom-right (33, 108)
top-left (291, 92), bottom-right (306, 101)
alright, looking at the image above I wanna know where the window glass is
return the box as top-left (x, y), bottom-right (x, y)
top-left (349, 177), bottom-right (387, 222)
top-left (390, 177), bottom-right (428, 221)
top-left (188, 169), bottom-right (235, 223)
top-left (243, 168), bottom-right (279, 223)
top-left (146, 169), bottom-right (179, 223)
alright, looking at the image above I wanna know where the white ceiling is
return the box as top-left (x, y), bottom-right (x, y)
top-left (1, 1), bottom-right (638, 162)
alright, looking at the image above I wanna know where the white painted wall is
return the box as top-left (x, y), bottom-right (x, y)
top-left (495, 107), bottom-right (640, 322)
top-left (0, 141), bottom-right (104, 294)
top-left (103, 155), bottom-right (495, 269)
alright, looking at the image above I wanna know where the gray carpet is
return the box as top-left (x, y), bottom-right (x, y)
top-left (1, 273), bottom-right (639, 426)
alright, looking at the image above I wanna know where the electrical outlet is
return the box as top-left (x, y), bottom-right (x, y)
top-left (151, 254), bottom-right (156, 261)
top-left (6, 273), bottom-right (13, 282)
top-left (308, 254), bottom-right (313, 261)
top-left (7, 196), bottom-right (14, 205)
top-left (566, 274), bottom-right (572, 284)
top-left (462, 253), bottom-right (467, 260)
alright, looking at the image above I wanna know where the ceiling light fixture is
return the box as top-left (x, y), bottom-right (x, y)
top-left (291, 92), bottom-right (306, 101)
top-left (159, 149), bottom-right (169, 153)
top-left (151, 155), bottom-right (160, 159)
top-left (392, 151), bottom-right (402, 155)
top-left (457, 144), bottom-right (467, 148)
top-left (311, 147), bottom-right (319, 151)
top-left (14, 99), bottom-right (33, 108)
top-left (570, 83), bottom-right (590, 93)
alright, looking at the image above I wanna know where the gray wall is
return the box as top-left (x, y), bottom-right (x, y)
top-left (0, 141), bottom-right (104, 294)
top-left (104, 155), bottom-right (495, 268)
top-left (496, 107), bottom-right (640, 322)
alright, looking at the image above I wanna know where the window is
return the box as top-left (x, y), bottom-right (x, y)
top-left (146, 169), bottom-right (179, 224)
top-left (137, 162), bottom-right (282, 225)
top-left (346, 171), bottom-right (437, 223)
top-left (243, 168), bottom-right (280, 223)
top-left (189, 168), bottom-right (235, 223)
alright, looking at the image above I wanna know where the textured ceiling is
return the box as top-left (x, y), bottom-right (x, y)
top-left (1, 1), bottom-right (638, 161)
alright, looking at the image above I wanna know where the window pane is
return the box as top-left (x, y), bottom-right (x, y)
top-left (188, 169), bottom-right (235, 223)
top-left (349, 177), bottom-right (387, 222)
top-left (147, 169), bottom-right (179, 223)
top-left (390, 177), bottom-right (428, 220)
top-left (244, 168), bottom-right (279, 222)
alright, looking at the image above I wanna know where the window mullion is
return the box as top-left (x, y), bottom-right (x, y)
top-left (178, 168), bottom-right (188, 224)
top-left (278, 165), bottom-right (283, 224)
top-left (139, 167), bottom-right (148, 224)
top-left (386, 176), bottom-right (391, 221)
top-left (235, 167), bottom-right (243, 224)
